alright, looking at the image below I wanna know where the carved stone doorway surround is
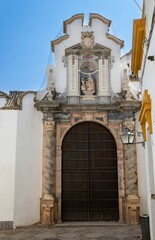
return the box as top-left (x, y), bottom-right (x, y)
top-left (56, 111), bottom-right (140, 224)
top-left (56, 111), bottom-right (125, 223)
top-left (35, 100), bottom-right (141, 225)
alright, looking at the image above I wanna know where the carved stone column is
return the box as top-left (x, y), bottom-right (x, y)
top-left (40, 115), bottom-right (56, 225)
top-left (124, 144), bottom-right (140, 224)
top-left (123, 119), bottom-right (140, 224)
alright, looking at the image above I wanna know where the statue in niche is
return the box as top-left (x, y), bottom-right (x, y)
top-left (81, 73), bottom-right (95, 95)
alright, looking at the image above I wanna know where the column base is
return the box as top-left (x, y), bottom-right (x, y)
top-left (40, 195), bottom-right (54, 225)
top-left (126, 195), bottom-right (140, 224)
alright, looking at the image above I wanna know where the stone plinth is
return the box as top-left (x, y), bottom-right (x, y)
top-left (41, 195), bottom-right (54, 225)
top-left (126, 195), bottom-right (140, 224)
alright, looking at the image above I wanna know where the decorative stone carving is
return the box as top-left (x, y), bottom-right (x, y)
top-left (123, 118), bottom-right (135, 132)
top-left (123, 143), bottom-right (139, 224)
top-left (126, 195), bottom-right (140, 224)
top-left (0, 91), bottom-right (7, 98)
top-left (122, 69), bottom-right (140, 101)
top-left (44, 118), bottom-right (55, 131)
top-left (2, 91), bottom-right (36, 110)
top-left (109, 55), bottom-right (115, 69)
top-left (41, 116), bottom-right (56, 225)
top-left (81, 31), bottom-right (94, 49)
top-left (122, 69), bottom-right (130, 91)
top-left (40, 195), bottom-right (54, 225)
top-left (81, 73), bottom-right (95, 95)
top-left (46, 68), bottom-right (55, 101)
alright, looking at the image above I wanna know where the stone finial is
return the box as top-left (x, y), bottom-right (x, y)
top-left (46, 66), bottom-right (56, 101)
top-left (47, 68), bottom-right (55, 92)
top-left (122, 69), bottom-right (130, 91)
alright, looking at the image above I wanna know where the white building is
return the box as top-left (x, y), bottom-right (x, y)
top-left (0, 14), bottom-right (142, 229)
top-left (131, 1), bottom-right (155, 239)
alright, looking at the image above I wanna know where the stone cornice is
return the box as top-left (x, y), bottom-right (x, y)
top-left (65, 43), bottom-right (111, 55)
top-left (34, 100), bottom-right (61, 113)
top-left (106, 33), bottom-right (124, 48)
top-left (0, 91), bottom-right (7, 98)
top-left (58, 100), bottom-right (141, 113)
top-left (51, 35), bottom-right (69, 52)
top-left (63, 13), bottom-right (84, 34)
top-left (89, 13), bottom-right (111, 27)
top-left (1, 91), bottom-right (36, 110)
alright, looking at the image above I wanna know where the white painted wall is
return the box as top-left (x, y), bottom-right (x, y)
top-left (144, 0), bottom-right (154, 38)
top-left (54, 15), bottom-right (123, 95)
top-left (13, 93), bottom-right (43, 227)
top-left (135, 112), bottom-right (147, 214)
top-left (0, 110), bottom-right (17, 222)
top-left (139, 2), bottom-right (155, 238)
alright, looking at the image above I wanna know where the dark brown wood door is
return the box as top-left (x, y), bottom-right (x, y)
top-left (62, 122), bottom-right (119, 221)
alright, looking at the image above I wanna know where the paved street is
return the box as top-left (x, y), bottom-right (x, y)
top-left (0, 222), bottom-right (142, 240)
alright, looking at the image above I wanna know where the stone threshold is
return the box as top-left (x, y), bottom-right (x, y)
top-left (54, 221), bottom-right (126, 227)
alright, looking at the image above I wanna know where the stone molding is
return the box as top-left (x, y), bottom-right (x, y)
top-left (63, 13), bottom-right (84, 34)
top-left (89, 13), bottom-right (111, 27)
top-left (55, 111), bottom-right (125, 222)
top-left (1, 91), bottom-right (36, 110)
top-left (106, 33), bottom-right (124, 48)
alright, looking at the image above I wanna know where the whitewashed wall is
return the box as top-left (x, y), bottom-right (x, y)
top-left (0, 93), bottom-right (43, 228)
top-left (14, 94), bottom-right (43, 227)
top-left (54, 16), bottom-right (122, 95)
top-left (0, 110), bottom-right (17, 223)
top-left (140, 1), bottom-right (155, 239)
top-left (135, 112), bottom-right (148, 214)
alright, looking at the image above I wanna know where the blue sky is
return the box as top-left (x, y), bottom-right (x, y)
top-left (0, 0), bottom-right (142, 92)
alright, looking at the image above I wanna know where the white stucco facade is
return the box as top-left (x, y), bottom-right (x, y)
top-left (132, 1), bottom-right (155, 238)
top-left (52, 14), bottom-right (123, 96)
top-left (0, 110), bottom-right (17, 223)
top-left (0, 93), bottom-right (43, 228)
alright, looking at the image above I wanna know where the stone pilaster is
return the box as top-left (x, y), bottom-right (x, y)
top-left (41, 116), bottom-right (56, 225)
top-left (124, 144), bottom-right (140, 224)
top-left (98, 57), bottom-right (110, 96)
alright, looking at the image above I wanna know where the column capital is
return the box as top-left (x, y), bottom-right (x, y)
top-left (43, 117), bottom-right (55, 131)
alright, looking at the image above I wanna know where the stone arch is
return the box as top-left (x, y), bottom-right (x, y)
top-left (55, 119), bottom-right (125, 222)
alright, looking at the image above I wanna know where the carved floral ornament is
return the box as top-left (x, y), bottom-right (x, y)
top-left (139, 89), bottom-right (153, 141)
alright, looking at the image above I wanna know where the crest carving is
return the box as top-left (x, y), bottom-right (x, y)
top-left (81, 32), bottom-right (94, 49)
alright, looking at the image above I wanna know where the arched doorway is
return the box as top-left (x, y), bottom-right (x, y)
top-left (62, 122), bottom-right (119, 221)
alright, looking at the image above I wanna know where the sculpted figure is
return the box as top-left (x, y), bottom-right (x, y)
top-left (81, 74), bottom-right (95, 95)
top-left (85, 74), bottom-right (95, 91)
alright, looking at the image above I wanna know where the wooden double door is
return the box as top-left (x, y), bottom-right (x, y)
top-left (62, 122), bottom-right (119, 221)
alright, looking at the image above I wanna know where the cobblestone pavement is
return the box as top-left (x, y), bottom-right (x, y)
top-left (0, 223), bottom-right (142, 240)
